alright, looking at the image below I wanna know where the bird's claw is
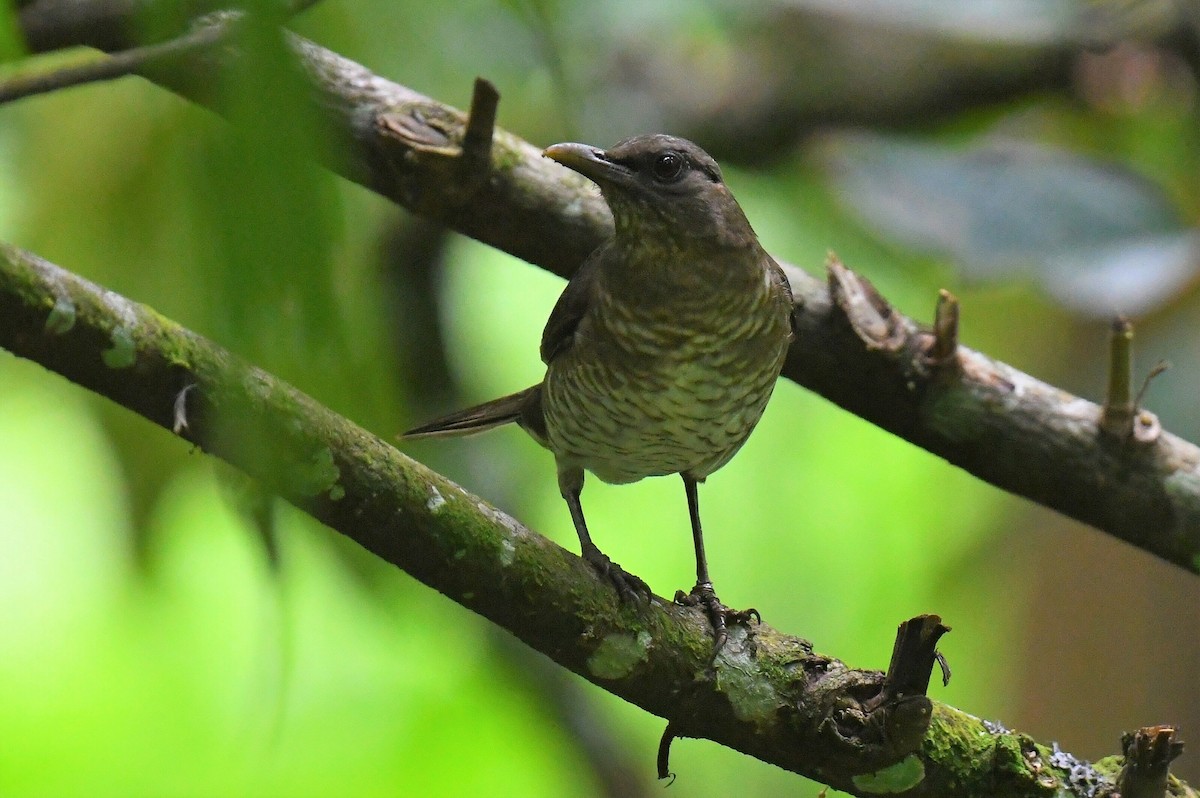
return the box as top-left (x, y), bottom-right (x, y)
top-left (585, 549), bottom-right (651, 603)
top-left (674, 582), bottom-right (759, 658)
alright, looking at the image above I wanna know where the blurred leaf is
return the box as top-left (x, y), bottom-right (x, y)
top-left (1042, 231), bottom-right (1200, 316)
top-left (188, 9), bottom-right (345, 380)
top-left (0, 2), bottom-right (24, 62)
top-left (772, 0), bottom-right (1083, 44)
top-left (821, 132), bottom-right (1197, 316)
top-left (0, 362), bottom-right (596, 796)
top-left (769, 0), bottom-right (1181, 45)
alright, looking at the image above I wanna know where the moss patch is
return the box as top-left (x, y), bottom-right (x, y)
top-left (102, 327), bottom-right (136, 368)
top-left (852, 754), bottom-right (925, 794)
top-left (44, 296), bottom-right (76, 334)
top-left (587, 631), bottom-right (652, 680)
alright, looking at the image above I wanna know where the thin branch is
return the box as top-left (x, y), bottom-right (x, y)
top-left (2, 242), bottom-right (1193, 797)
top-left (0, 19), bottom-right (227, 106)
top-left (925, 288), bottom-right (960, 370)
top-left (16, 0), bottom-right (319, 53)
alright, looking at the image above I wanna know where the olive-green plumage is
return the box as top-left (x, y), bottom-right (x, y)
top-left (405, 134), bottom-right (794, 647)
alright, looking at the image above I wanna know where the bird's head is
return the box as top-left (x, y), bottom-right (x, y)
top-left (544, 134), bottom-right (754, 249)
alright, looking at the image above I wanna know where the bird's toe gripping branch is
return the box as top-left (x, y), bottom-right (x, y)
top-left (581, 545), bottom-right (652, 604)
top-left (673, 582), bottom-right (760, 660)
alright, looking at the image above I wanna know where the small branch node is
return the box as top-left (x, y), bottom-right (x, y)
top-left (1101, 315), bottom-right (1134, 437)
top-left (924, 288), bottom-right (961, 368)
top-left (826, 255), bottom-right (906, 352)
top-left (1101, 317), bottom-right (1164, 445)
top-left (375, 77), bottom-right (499, 206)
top-left (377, 103), bottom-right (462, 155)
top-left (461, 76), bottom-right (499, 171)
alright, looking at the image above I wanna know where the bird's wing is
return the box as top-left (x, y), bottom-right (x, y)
top-left (539, 245), bottom-right (604, 364)
top-left (767, 257), bottom-right (798, 339)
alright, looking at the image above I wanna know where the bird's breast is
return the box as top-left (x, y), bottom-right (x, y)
top-left (542, 276), bottom-right (790, 484)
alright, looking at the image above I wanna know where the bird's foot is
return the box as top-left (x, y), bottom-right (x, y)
top-left (674, 582), bottom-right (759, 658)
top-left (583, 547), bottom-right (651, 604)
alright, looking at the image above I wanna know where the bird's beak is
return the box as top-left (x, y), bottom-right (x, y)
top-left (543, 142), bottom-right (631, 187)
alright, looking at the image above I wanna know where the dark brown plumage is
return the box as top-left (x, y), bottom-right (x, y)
top-left (405, 134), bottom-right (794, 648)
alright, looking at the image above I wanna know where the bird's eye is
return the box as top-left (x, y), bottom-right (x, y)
top-left (651, 152), bottom-right (686, 182)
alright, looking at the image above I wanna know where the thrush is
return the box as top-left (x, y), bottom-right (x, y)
top-left (404, 134), bottom-right (795, 650)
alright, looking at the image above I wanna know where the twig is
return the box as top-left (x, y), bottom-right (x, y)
top-left (461, 77), bottom-right (499, 171)
top-left (17, 0), bottom-right (320, 53)
top-left (1101, 316), bottom-right (1136, 438)
top-left (925, 289), bottom-right (960, 369)
top-left (0, 20), bottom-right (226, 106)
top-left (1100, 315), bottom-right (1165, 445)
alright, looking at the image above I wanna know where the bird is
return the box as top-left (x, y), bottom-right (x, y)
top-left (404, 134), bottom-right (795, 650)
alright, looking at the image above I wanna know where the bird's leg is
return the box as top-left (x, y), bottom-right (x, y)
top-left (674, 475), bottom-right (759, 654)
top-left (558, 465), bottom-right (650, 603)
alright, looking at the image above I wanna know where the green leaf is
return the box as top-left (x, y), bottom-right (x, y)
top-left (0, 1), bottom-right (25, 63)
top-left (822, 132), bottom-right (1196, 316)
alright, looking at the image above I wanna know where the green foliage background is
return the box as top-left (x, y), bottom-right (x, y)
top-left (1, 1), bottom-right (1197, 795)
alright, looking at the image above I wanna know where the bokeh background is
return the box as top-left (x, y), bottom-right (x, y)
top-left (2, 0), bottom-right (1199, 795)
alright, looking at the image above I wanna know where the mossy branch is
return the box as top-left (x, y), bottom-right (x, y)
top-left (4, 243), bottom-right (1194, 796)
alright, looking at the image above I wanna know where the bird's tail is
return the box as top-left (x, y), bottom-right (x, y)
top-left (402, 385), bottom-right (541, 440)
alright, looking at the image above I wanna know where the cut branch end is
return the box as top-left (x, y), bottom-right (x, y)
top-left (1101, 315), bottom-right (1134, 438)
top-left (1118, 725), bottom-right (1185, 798)
top-left (924, 288), bottom-right (960, 369)
top-left (1101, 316), bottom-right (1163, 445)
top-left (462, 76), bottom-right (499, 170)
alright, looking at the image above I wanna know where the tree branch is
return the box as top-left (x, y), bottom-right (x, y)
top-left (27, 8), bottom-right (1199, 573)
top-left (0, 16), bottom-right (226, 105)
top-left (10, 4), bottom-right (1200, 571)
top-left (9, 5), bottom-right (1199, 792)
top-left (3, 242), bottom-right (1193, 797)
